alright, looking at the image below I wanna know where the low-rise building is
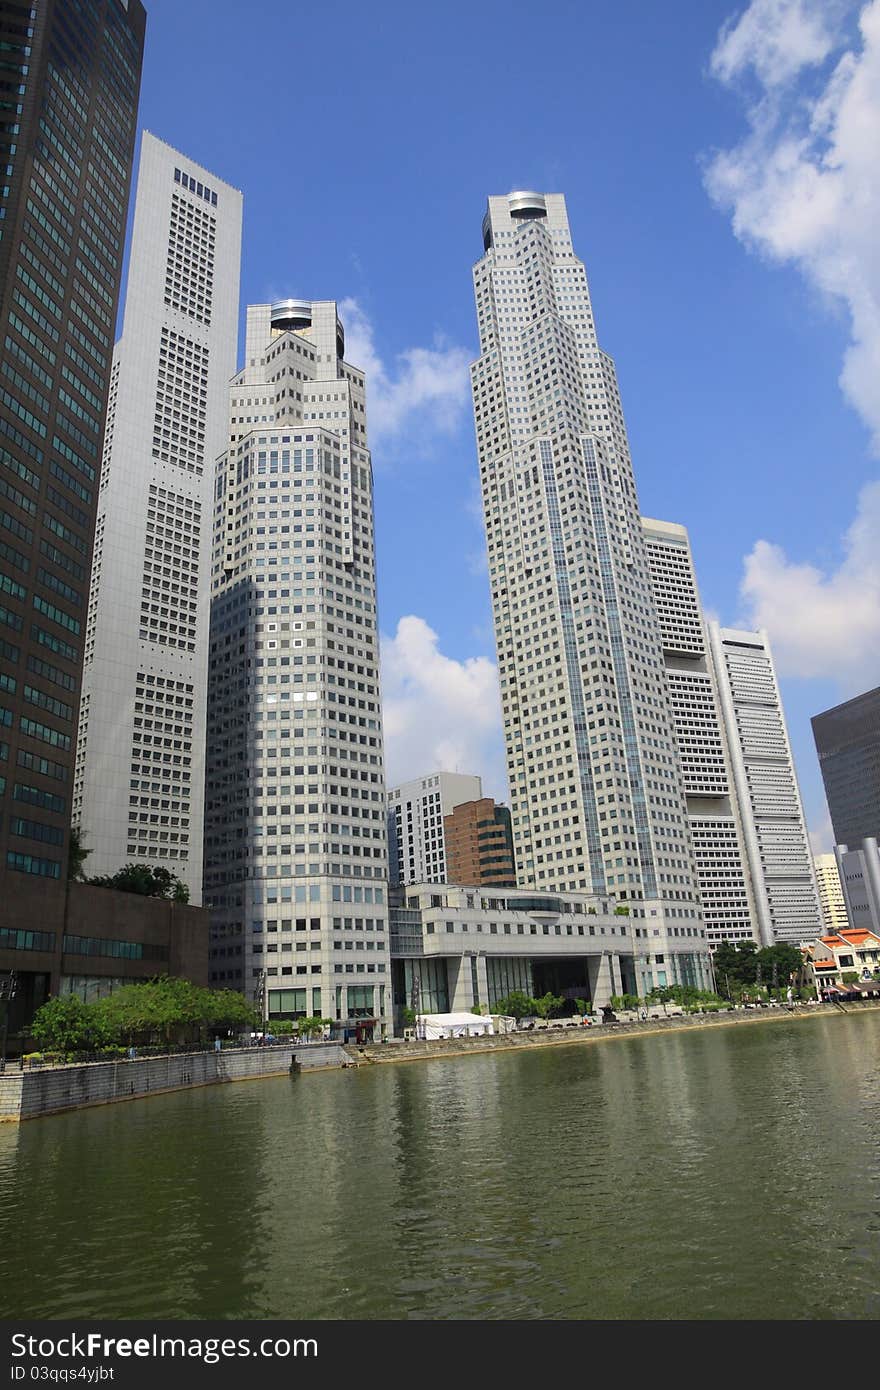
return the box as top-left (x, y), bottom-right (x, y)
top-left (390, 883), bottom-right (710, 1026)
top-left (0, 877), bottom-right (209, 1038)
top-left (801, 927), bottom-right (880, 995)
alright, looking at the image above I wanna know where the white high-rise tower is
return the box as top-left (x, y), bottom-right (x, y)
top-left (73, 135), bottom-right (242, 903)
top-left (471, 192), bottom-right (709, 992)
top-left (707, 624), bottom-right (822, 945)
top-left (642, 518), bottom-right (756, 945)
top-left (203, 300), bottom-right (391, 1038)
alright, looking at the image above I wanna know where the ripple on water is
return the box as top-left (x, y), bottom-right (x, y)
top-left (1, 1015), bottom-right (879, 1319)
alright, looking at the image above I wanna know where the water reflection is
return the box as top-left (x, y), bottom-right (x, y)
top-left (0, 1014), bottom-right (877, 1320)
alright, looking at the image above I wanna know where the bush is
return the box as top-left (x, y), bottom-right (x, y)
top-left (611, 994), bottom-right (641, 1012)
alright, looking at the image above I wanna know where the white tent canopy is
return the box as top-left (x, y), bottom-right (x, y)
top-left (417, 1012), bottom-right (494, 1040)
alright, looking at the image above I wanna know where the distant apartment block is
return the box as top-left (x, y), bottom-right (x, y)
top-left (444, 797), bottom-right (515, 887)
top-left (387, 772), bottom-right (482, 886)
top-left (812, 686), bottom-right (880, 847)
top-left (708, 624), bottom-right (821, 945)
top-left (73, 135), bottom-right (242, 903)
top-left (642, 519), bottom-right (755, 945)
top-left (813, 852), bottom-right (849, 934)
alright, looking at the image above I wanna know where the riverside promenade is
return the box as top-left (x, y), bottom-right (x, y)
top-left (4, 1000), bottom-right (878, 1121)
top-left (359, 998), bottom-right (880, 1066)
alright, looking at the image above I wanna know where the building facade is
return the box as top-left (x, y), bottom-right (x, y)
top-left (813, 852), bottom-right (848, 934)
top-left (707, 624), bottom-right (821, 945)
top-left (0, 0), bottom-right (145, 890)
top-left (469, 191), bottom-right (709, 992)
top-left (444, 796), bottom-right (515, 887)
top-left (391, 883), bottom-right (651, 1021)
top-left (642, 518), bottom-right (756, 946)
top-left (812, 687), bottom-right (880, 847)
top-left (802, 925), bottom-right (880, 996)
top-left (387, 770), bottom-right (482, 886)
top-left (204, 300), bottom-right (391, 1038)
top-left (835, 838), bottom-right (880, 936)
top-left (73, 135), bottom-right (242, 902)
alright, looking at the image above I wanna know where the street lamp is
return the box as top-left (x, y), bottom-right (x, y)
top-left (255, 970), bottom-right (267, 1041)
top-left (0, 971), bottom-right (18, 1072)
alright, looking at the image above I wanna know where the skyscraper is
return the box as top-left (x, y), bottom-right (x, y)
top-left (203, 300), bottom-right (391, 1038)
top-left (0, 0), bottom-right (145, 887)
top-left (642, 518), bottom-right (755, 945)
top-left (812, 686), bottom-right (880, 848)
top-left (707, 623), bottom-right (821, 945)
top-left (470, 192), bottom-right (708, 990)
top-left (73, 134), bottom-right (242, 902)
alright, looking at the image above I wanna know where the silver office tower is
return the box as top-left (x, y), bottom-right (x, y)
top-left (204, 301), bottom-right (391, 1037)
top-left (73, 135), bottom-right (242, 902)
top-left (471, 193), bottom-right (709, 992)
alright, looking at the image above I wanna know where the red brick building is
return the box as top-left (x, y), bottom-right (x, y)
top-left (443, 799), bottom-right (516, 887)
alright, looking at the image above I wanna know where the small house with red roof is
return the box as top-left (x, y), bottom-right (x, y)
top-left (802, 928), bottom-right (880, 998)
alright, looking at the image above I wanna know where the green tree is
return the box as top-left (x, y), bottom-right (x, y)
top-left (492, 991), bottom-right (538, 1020)
top-left (712, 940), bottom-right (759, 989)
top-left (400, 1006), bottom-right (416, 1028)
top-left (754, 943), bottom-right (803, 987)
top-left (647, 986), bottom-right (674, 1014)
top-left (267, 1018), bottom-right (294, 1037)
top-left (297, 1016), bottom-right (331, 1040)
top-left (199, 986), bottom-right (257, 1032)
top-left (30, 995), bottom-right (108, 1056)
top-left (67, 826), bottom-right (90, 881)
top-left (533, 991), bottom-right (566, 1018)
top-left (611, 993), bottom-right (641, 1011)
top-left (88, 863), bottom-right (189, 902)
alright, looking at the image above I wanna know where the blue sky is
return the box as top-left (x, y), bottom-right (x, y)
top-left (133, 0), bottom-right (880, 847)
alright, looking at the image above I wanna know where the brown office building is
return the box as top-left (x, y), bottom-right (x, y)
top-left (444, 798), bottom-right (516, 887)
top-left (2, 875), bottom-right (208, 1038)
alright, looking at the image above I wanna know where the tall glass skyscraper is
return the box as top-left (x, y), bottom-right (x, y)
top-left (203, 300), bottom-right (391, 1037)
top-left (470, 192), bottom-right (708, 990)
top-left (0, 0), bottom-right (145, 886)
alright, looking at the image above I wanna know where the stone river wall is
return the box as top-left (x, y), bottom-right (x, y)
top-left (0, 1040), bottom-right (351, 1122)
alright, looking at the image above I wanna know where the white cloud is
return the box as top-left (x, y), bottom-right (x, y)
top-left (339, 298), bottom-right (472, 447)
top-left (705, 0), bottom-right (880, 448)
top-left (739, 479), bottom-right (880, 689)
top-left (809, 810), bottom-right (836, 855)
top-left (710, 0), bottom-right (840, 88)
top-left (380, 615), bottom-right (507, 798)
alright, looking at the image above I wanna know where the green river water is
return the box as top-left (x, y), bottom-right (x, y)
top-left (1, 1011), bottom-right (878, 1320)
